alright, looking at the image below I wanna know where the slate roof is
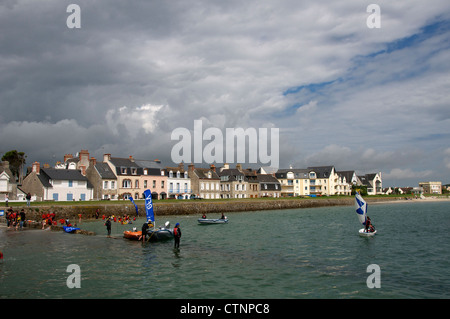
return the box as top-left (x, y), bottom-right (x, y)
top-left (95, 163), bottom-right (117, 179)
top-left (275, 168), bottom-right (310, 179)
top-left (307, 166), bottom-right (335, 178)
top-left (194, 168), bottom-right (220, 180)
top-left (38, 168), bottom-right (93, 189)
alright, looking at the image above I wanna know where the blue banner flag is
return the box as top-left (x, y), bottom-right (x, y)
top-left (128, 196), bottom-right (139, 216)
top-left (143, 189), bottom-right (155, 223)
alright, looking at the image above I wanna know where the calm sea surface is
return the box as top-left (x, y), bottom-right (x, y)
top-left (1, 200), bottom-right (449, 299)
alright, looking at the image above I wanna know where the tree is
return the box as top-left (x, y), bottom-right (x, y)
top-left (1, 150), bottom-right (27, 182)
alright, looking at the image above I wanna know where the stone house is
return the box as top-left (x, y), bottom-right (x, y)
top-left (217, 163), bottom-right (250, 199)
top-left (85, 158), bottom-right (118, 200)
top-left (188, 164), bottom-right (220, 199)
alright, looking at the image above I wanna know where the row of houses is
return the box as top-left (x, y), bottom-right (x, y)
top-left (11, 150), bottom-right (384, 202)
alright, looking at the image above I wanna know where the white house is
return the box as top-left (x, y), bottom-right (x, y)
top-left (22, 162), bottom-right (93, 201)
top-left (165, 164), bottom-right (192, 199)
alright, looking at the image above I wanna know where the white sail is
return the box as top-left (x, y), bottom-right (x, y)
top-left (355, 192), bottom-right (367, 226)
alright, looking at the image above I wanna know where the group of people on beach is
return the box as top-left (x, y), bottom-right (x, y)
top-left (4, 208), bottom-right (26, 230)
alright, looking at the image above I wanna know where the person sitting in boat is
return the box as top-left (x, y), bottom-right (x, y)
top-left (220, 213), bottom-right (225, 220)
top-left (202, 214), bottom-right (207, 219)
top-left (365, 217), bottom-right (375, 233)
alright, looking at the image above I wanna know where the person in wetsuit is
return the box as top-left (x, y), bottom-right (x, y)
top-left (174, 223), bottom-right (181, 249)
top-left (105, 218), bottom-right (112, 236)
top-left (141, 221), bottom-right (150, 242)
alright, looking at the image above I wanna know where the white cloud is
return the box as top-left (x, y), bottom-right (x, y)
top-left (384, 168), bottom-right (433, 180)
top-left (105, 104), bottom-right (165, 137)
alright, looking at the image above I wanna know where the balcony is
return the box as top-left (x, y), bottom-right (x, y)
top-left (168, 189), bottom-right (192, 194)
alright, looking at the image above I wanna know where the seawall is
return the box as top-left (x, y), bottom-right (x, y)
top-left (0, 197), bottom-right (404, 223)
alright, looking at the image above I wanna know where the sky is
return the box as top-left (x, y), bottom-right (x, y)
top-left (1, 0), bottom-right (450, 187)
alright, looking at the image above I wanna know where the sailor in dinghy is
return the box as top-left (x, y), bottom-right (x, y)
top-left (355, 192), bottom-right (377, 236)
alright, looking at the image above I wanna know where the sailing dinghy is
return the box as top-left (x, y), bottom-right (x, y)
top-left (355, 192), bottom-right (377, 237)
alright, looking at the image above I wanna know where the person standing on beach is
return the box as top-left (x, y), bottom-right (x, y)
top-left (26, 193), bottom-right (31, 207)
top-left (173, 223), bottom-right (181, 249)
top-left (20, 209), bottom-right (26, 230)
top-left (105, 218), bottom-right (112, 237)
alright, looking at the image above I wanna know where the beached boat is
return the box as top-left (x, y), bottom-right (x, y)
top-left (355, 192), bottom-right (377, 237)
top-left (198, 218), bottom-right (228, 225)
top-left (63, 226), bottom-right (80, 233)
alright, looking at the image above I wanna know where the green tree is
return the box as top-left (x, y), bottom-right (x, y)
top-left (1, 150), bottom-right (27, 182)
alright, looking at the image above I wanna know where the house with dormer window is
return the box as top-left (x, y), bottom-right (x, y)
top-left (22, 162), bottom-right (93, 201)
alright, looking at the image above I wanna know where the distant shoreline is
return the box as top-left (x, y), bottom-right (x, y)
top-left (2, 196), bottom-right (448, 223)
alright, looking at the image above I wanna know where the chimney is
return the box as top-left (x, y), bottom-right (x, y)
top-left (178, 162), bottom-right (184, 170)
top-left (80, 165), bottom-right (86, 176)
top-left (129, 155), bottom-right (134, 162)
top-left (32, 162), bottom-right (40, 174)
top-left (236, 163), bottom-right (242, 171)
top-left (103, 154), bottom-right (111, 162)
top-left (90, 157), bottom-right (97, 166)
top-left (64, 154), bottom-right (73, 162)
top-left (210, 164), bottom-right (216, 172)
top-left (188, 163), bottom-right (195, 172)
top-left (154, 159), bottom-right (161, 163)
top-left (79, 149), bottom-right (90, 162)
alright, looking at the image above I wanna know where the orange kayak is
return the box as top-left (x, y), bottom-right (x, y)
top-left (123, 230), bottom-right (142, 240)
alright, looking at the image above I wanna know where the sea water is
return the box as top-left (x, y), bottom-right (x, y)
top-left (0, 201), bottom-right (449, 299)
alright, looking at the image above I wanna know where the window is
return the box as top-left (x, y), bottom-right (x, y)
top-left (123, 179), bottom-right (131, 188)
top-left (169, 171), bottom-right (173, 178)
top-left (67, 193), bottom-right (73, 201)
top-left (121, 167), bottom-right (127, 174)
top-left (144, 169), bottom-right (148, 175)
top-left (131, 168), bottom-right (137, 175)
top-left (153, 180), bottom-right (156, 188)
top-left (111, 181), bottom-right (115, 189)
top-left (144, 180), bottom-right (147, 188)
top-left (176, 171), bottom-right (180, 178)
top-left (80, 194), bottom-right (86, 201)
top-left (161, 181), bottom-right (164, 188)
top-left (135, 180), bottom-right (139, 188)
top-left (68, 180), bottom-right (73, 187)
top-left (184, 172), bottom-right (188, 178)
top-left (53, 193), bottom-right (59, 201)
top-left (104, 181), bottom-right (108, 189)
